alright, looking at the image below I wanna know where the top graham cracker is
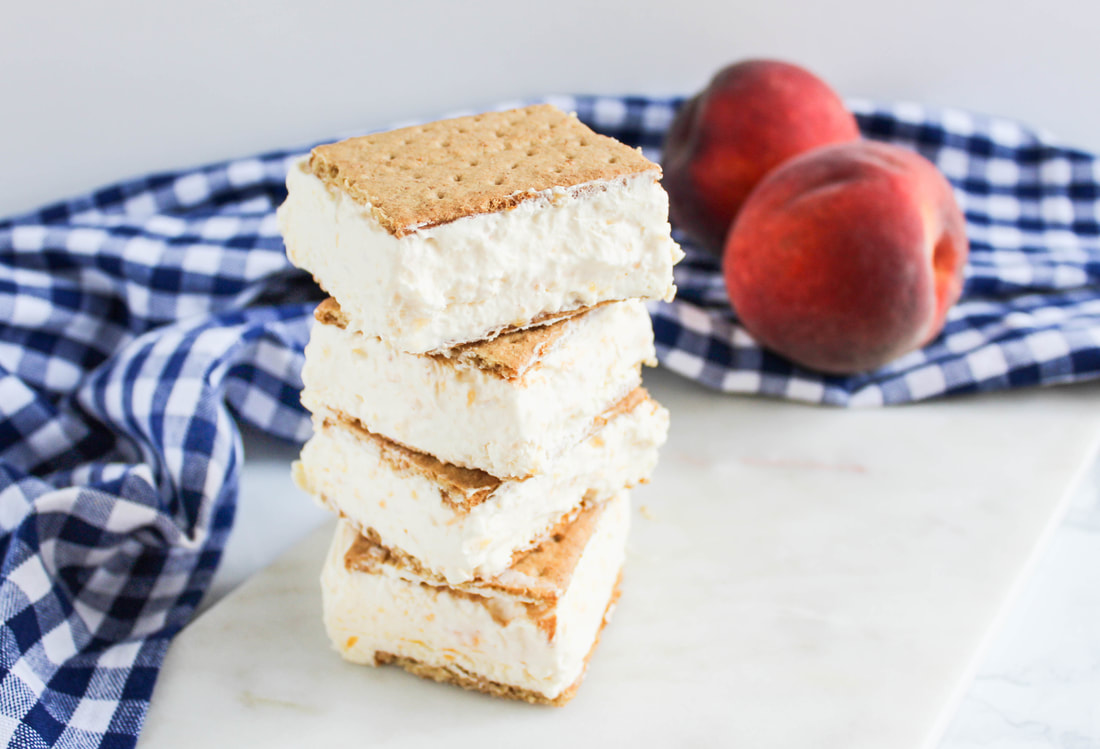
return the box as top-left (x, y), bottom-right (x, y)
top-left (308, 104), bottom-right (659, 237)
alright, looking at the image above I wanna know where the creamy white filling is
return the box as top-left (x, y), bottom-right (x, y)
top-left (321, 492), bottom-right (630, 700)
top-left (297, 395), bottom-right (666, 584)
top-left (278, 160), bottom-right (683, 353)
top-left (300, 300), bottom-right (655, 478)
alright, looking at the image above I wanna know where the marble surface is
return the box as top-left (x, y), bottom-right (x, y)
top-left (939, 455), bottom-right (1100, 748)
top-left (141, 369), bottom-right (1100, 748)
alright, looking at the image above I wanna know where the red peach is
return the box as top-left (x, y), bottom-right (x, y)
top-left (723, 140), bottom-right (968, 374)
top-left (663, 60), bottom-right (860, 255)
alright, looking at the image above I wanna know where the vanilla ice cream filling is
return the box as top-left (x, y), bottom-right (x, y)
top-left (278, 161), bottom-right (682, 353)
top-left (321, 492), bottom-right (630, 700)
top-left (300, 300), bottom-right (656, 478)
top-left (297, 395), bottom-right (666, 584)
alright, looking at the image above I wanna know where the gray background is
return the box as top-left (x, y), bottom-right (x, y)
top-left (1, 0), bottom-right (1095, 217)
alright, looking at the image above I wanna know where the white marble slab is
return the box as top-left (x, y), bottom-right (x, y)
top-left (139, 369), bottom-right (1100, 749)
top-left (939, 456), bottom-right (1100, 747)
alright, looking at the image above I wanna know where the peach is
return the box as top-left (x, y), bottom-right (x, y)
top-left (663, 60), bottom-right (860, 255)
top-left (723, 140), bottom-right (968, 374)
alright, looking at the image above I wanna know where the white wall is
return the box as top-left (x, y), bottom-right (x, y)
top-left (2, 0), bottom-right (1096, 217)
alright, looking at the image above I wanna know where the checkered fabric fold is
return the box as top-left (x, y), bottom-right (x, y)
top-left (0, 94), bottom-right (1098, 747)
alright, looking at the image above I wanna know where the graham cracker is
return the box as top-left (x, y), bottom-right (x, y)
top-left (345, 497), bottom-right (606, 607)
top-left (489, 496), bottom-right (604, 602)
top-left (309, 104), bottom-right (659, 237)
top-left (591, 386), bottom-right (647, 433)
top-left (326, 413), bottom-right (501, 513)
top-left (315, 297), bottom-right (608, 377)
top-left (318, 387), bottom-right (650, 516)
top-left (339, 520), bottom-right (444, 579)
top-left (371, 574), bottom-right (621, 707)
top-left (441, 302), bottom-right (613, 380)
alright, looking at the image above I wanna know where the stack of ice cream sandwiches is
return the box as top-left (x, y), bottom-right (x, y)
top-left (278, 103), bottom-right (682, 705)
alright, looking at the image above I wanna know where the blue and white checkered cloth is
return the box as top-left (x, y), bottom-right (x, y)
top-left (0, 94), bottom-right (1098, 747)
